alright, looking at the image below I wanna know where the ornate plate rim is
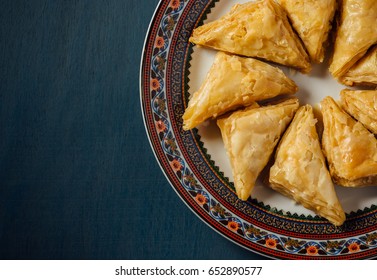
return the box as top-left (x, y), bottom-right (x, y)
top-left (140, 0), bottom-right (377, 259)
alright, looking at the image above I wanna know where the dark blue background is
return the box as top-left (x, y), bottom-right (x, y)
top-left (0, 0), bottom-right (266, 259)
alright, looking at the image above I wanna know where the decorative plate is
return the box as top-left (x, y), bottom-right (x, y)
top-left (140, 0), bottom-right (377, 259)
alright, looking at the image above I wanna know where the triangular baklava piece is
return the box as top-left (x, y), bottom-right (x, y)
top-left (329, 0), bottom-right (377, 78)
top-left (340, 89), bottom-right (377, 135)
top-left (189, 0), bottom-right (311, 73)
top-left (269, 105), bottom-right (345, 226)
top-left (340, 46), bottom-right (377, 86)
top-left (321, 96), bottom-right (377, 187)
top-left (182, 52), bottom-right (298, 130)
top-left (217, 98), bottom-right (299, 201)
top-left (277, 0), bottom-right (337, 63)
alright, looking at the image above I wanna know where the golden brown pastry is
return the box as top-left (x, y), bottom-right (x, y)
top-left (269, 105), bottom-right (345, 226)
top-left (329, 0), bottom-right (377, 78)
top-left (321, 96), bottom-right (377, 187)
top-left (182, 52), bottom-right (298, 130)
top-left (217, 98), bottom-right (299, 201)
top-left (189, 0), bottom-right (311, 73)
top-left (277, 0), bottom-right (337, 63)
top-left (340, 46), bottom-right (377, 86)
top-left (340, 89), bottom-right (377, 135)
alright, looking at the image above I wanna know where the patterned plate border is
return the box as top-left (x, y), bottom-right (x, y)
top-left (140, 0), bottom-right (377, 259)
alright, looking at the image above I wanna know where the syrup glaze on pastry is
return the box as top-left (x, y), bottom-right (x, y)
top-left (189, 0), bottom-right (311, 73)
top-left (340, 89), bottom-right (377, 135)
top-left (321, 96), bottom-right (377, 187)
top-left (329, 0), bottom-right (377, 78)
top-left (277, 0), bottom-right (337, 63)
top-left (269, 105), bottom-right (345, 226)
top-left (217, 98), bottom-right (299, 201)
top-left (340, 46), bottom-right (377, 86)
top-left (182, 52), bottom-right (297, 130)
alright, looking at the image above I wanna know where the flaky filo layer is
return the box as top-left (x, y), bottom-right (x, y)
top-left (329, 0), bottom-right (377, 78)
top-left (182, 52), bottom-right (297, 130)
top-left (189, 0), bottom-right (311, 73)
top-left (340, 46), bottom-right (377, 86)
top-left (269, 105), bottom-right (345, 226)
top-left (321, 96), bottom-right (377, 187)
top-left (340, 89), bottom-right (377, 135)
top-left (277, 0), bottom-right (337, 63)
top-left (217, 98), bottom-right (299, 201)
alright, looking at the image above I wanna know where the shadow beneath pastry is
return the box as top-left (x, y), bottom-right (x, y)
top-left (335, 185), bottom-right (377, 214)
top-left (251, 141), bottom-right (288, 204)
top-left (310, 62), bottom-right (329, 78)
top-left (196, 119), bottom-right (221, 141)
top-left (309, 41), bottom-right (336, 78)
